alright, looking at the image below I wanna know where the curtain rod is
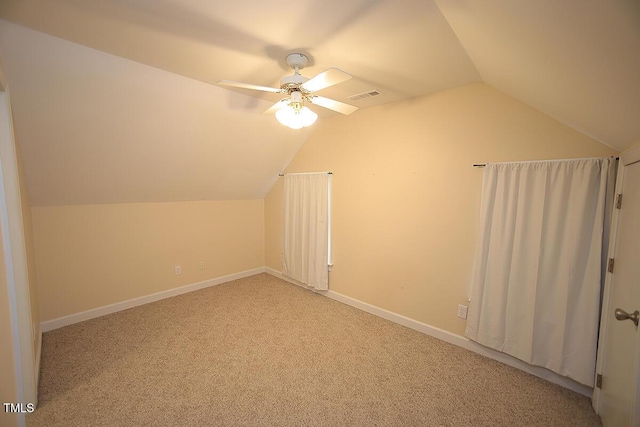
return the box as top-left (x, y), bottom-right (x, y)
top-left (278, 171), bottom-right (333, 176)
top-left (473, 156), bottom-right (618, 168)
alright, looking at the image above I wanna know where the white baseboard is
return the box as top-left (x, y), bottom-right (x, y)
top-left (265, 267), bottom-right (592, 397)
top-left (41, 267), bottom-right (266, 332)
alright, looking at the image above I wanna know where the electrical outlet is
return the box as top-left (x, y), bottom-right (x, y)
top-left (457, 304), bottom-right (468, 319)
top-left (175, 265), bottom-right (182, 276)
top-left (199, 261), bottom-right (205, 270)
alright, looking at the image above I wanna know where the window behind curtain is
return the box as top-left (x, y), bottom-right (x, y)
top-left (282, 173), bottom-right (330, 290)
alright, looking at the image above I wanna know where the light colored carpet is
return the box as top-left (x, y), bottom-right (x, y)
top-left (28, 273), bottom-right (601, 426)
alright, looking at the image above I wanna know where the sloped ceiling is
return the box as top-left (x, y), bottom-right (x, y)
top-left (435, 0), bottom-right (640, 150)
top-left (0, 0), bottom-right (638, 206)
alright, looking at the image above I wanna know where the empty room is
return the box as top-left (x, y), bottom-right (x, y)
top-left (1, 0), bottom-right (639, 426)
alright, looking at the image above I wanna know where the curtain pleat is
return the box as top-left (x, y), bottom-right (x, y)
top-left (283, 173), bottom-right (329, 290)
top-left (465, 158), bottom-right (615, 386)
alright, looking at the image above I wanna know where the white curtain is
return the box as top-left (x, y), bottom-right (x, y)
top-left (283, 173), bottom-right (330, 290)
top-left (465, 158), bottom-right (616, 386)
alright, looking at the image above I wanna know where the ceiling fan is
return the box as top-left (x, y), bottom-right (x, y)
top-left (218, 53), bottom-right (358, 129)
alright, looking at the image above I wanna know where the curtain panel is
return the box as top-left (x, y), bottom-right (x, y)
top-left (283, 173), bottom-right (330, 290)
top-left (465, 158), bottom-right (616, 386)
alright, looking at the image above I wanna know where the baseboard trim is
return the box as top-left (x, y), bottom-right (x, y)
top-left (265, 267), bottom-right (592, 397)
top-left (41, 267), bottom-right (266, 332)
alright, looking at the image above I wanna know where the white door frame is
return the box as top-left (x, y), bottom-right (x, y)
top-left (0, 65), bottom-right (37, 425)
top-left (593, 144), bottom-right (640, 422)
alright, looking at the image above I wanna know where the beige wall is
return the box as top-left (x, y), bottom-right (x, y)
top-left (32, 200), bottom-right (264, 322)
top-left (16, 142), bottom-right (40, 366)
top-left (265, 83), bottom-right (618, 336)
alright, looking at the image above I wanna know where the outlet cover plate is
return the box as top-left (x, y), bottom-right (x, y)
top-left (457, 304), bottom-right (468, 319)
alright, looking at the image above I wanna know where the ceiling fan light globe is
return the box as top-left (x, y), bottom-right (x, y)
top-left (275, 105), bottom-right (317, 129)
top-left (275, 105), bottom-right (294, 125)
top-left (276, 106), bottom-right (301, 129)
top-left (299, 106), bottom-right (318, 127)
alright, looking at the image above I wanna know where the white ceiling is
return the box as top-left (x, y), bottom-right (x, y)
top-left (0, 0), bottom-right (638, 205)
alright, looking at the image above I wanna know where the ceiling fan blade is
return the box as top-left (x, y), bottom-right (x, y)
top-left (262, 99), bottom-right (290, 115)
top-left (301, 68), bottom-right (352, 93)
top-left (309, 96), bottom-right (358, 115)
top-left (217, 80), bottom-right (283, 94)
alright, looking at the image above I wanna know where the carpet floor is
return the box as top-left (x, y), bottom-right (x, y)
top-left (28, 273), bottom-right (601, 426)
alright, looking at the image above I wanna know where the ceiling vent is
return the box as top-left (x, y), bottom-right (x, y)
top-left (347, 90), bottom-right (382, 101)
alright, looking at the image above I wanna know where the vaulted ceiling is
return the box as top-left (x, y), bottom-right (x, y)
top-left (0, 0), bottom-right (638, 206)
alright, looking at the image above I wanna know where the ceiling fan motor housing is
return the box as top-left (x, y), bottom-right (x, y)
top-left (280, 74), bottom-right (309, 91)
